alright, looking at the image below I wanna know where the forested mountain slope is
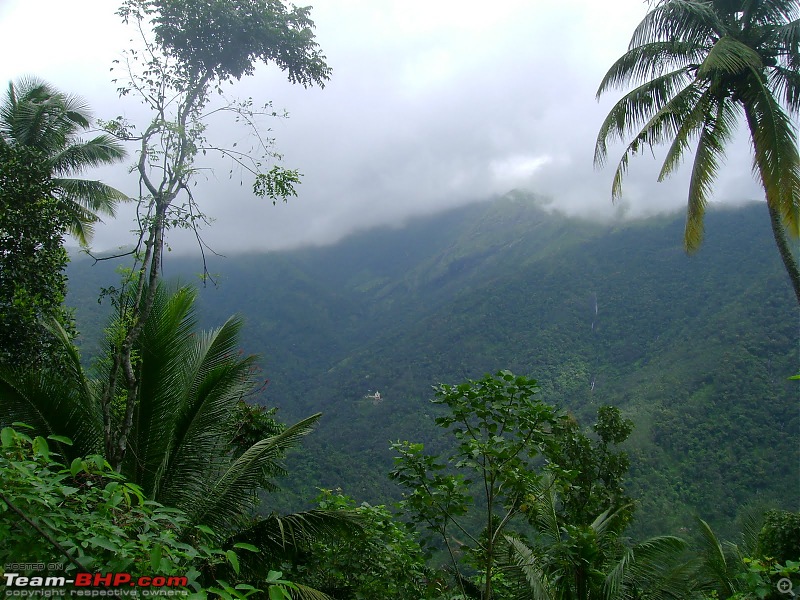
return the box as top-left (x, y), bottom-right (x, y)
top-left (68, 192), bottom-right (799, 537)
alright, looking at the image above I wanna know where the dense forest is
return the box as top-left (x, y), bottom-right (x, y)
top-left (2, 0), bottom-right (799, 598)
top-left (67, 193), bottom-right (799, 541)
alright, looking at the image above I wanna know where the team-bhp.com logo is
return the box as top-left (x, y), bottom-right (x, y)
top-left (3, 572), bottom-right (188, 597)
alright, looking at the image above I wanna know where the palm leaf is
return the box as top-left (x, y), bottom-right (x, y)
top-left (742, 68), bottom-right (800, 236)
top-left (768, 65), bottom-right (800, 115)
top-left (153, 316), bottom-right (258, 507)
top-left (54, 178), bottom-right (129, 217)
top-left (0, 320), bottom-right (102, 459)
top-left (604, 535), bottom-right (690, 600)
top-left (234, 509), bottom-right (362, 562)
top-left (597, 41), bottom-right (707, 96)
top-left (685, 95), bottom-right (738, 250)
top-left (607, 81), bottom-right (706, 200)
top-left (658, 87), bottom-right (723, 181)
top-left (629, 0), bottom-right (722, 49)
top-left (189, 413), bottom-right (322, 536)
top-left (0, 77), bottom-right (126, 243)
top-left (504, 535), bottom-right (555, 600)
top-left (290, 583), bottom-right (334, 600)
top-left (50, 135), bottom-right (127, 176)
top-left (126, 285), bottom-right (199, 494)
top-left (697, 35), bottom-right (764, 78)
top-left (749, 1), bottom-right (798, 28)
top-left (595, 69), bottom-right (695, 167)
top-left (776, 17), bottom-right (800, 70)
top-left (693, 518), bottom-right (739, 597)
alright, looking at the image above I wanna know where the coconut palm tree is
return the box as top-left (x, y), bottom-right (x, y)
top-left (0, 77), bottom-right (127, 245)
top-left (595, 0), bottom-right (800, 304)
top-left (0, 284), bottom-right (352, 561)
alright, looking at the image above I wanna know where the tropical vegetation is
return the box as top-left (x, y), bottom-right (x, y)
top-left (0, 284), bottom-right (354, 571)
top-left (1, 0), bottom-right (798, 597)
top-left (595, 0), bottom-right (800, 304)
top-left (0, 77), bottom-right (127, 245)
top-left (0, 78), bottom-right (127, 368)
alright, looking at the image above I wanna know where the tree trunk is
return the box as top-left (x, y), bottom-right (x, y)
top-left (767, 201), bottom-right (800, 306)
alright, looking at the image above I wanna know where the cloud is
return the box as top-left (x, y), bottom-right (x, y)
top-left (0, 0), bottom-right (764, 254)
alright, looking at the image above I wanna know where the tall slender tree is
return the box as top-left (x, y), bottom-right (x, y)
top-left (0, 79), bottom-right (125, 366)
top-left (0, 78), bottom-right (127, 245)
top-left (595, 0), bottom-right (800, 304)
top-left (100, 0), bottom-right (331, 470)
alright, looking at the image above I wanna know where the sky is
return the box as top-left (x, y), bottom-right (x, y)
top-left (0, 0), bottom-right (764, 254)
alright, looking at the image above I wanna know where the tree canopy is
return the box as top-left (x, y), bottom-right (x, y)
top-left (0, 78), bottom-right (127, 246)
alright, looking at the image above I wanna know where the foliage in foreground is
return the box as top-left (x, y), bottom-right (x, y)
top-left (0, 425), bottom-right (253, 591)
top-left (0, 423), bottom-right (320, 599)
top-left (287, 489), bottom-right (432, 600)
top-left (390, 370), bottom-right (800, 600)
top-left (390, 371), bottom-right (645, 599)
top-left (0, 283), bottom-right (357, 587)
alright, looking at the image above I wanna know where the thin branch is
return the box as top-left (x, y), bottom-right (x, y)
top-left (0, 490), bottom-right (85, 571)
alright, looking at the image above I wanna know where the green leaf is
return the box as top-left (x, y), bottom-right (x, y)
top-left (233, 542), bottom-right (259, 553)
top-left (47, 434), bottom-right (73, 445)
top-left (226, 550), bottom-right (240, 574)
top-left (88, 536), bottom-right (120, 552)
top-left (0, 427), bottom-right (14, 447)
top-left (150, 545), bottom-right (163, 572)
top-left (268, 588), bottom-right (288, 600)
top-left (70, 457), bottom-right (83, 477)
top-left (265, 571), bottom-right (284, 583)
top-left (32, 436), bottom-right (50, 459)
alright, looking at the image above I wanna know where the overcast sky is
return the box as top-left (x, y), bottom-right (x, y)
top-left (0, 0), bottom-right (763, 253)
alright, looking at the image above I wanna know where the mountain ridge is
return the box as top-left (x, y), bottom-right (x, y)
top-left (66, 192), bottom-right (799, 538)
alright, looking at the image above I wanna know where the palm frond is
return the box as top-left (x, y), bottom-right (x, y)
top-left (504, 535), bottom-right (555, 600)
top-left (629, 0), bottom-right (722, 49)
top-left (55, 178), bottom-right (129, 214)
top-left (232, 509), bottom-right (363, 569)
top-left (697, 35), bottom-right (764, 78)
top-left (591, 504), bottom-right (633, 537)
top-left (685, 96), bottom-right (738, 250)
top-left (748, 1), bottom-right (798, 29)
top-left (608, 81), bottom-right (706, 200)
top-left (768, 65), bottom-right (800, 115)
top-left (153, 316), bottom-right (258, 507)
top-left (737, 504), bottom-right (767, 557)
top-left (595, 69), bottom-right (695, 167)
top-left (0, 321), bottom-right (102, 460)
top-left (126, 285), bottom-right (199, 494)
top-left (776, 18), bottom-right (800, 70)
top-left (0, 77), bottom-right (125, 241)
top-left (49, 135), bottom-right (127, 176)
top-left (693, 518), bottom-right (739, 597)
top-left (597, 41), bottom-right (707, 97)
top-left (604, 535), bottom-right (691, 600)
top-left (289, 583), bottom-right (333, 600)
top-left (524, 474), bottom-right (561, 544)
top-left (188, 413), bottom-right (322, 536)
top-left (658, 88), bottom-right (723, 181)
top-left (742, 68), bottom-right (800, 236)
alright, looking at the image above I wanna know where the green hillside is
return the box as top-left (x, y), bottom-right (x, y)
top-left (67, 192), bottom-right (799, 539)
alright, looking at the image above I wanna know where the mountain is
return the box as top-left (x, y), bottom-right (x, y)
top-left (66, 192), bottom-right (799, 538)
